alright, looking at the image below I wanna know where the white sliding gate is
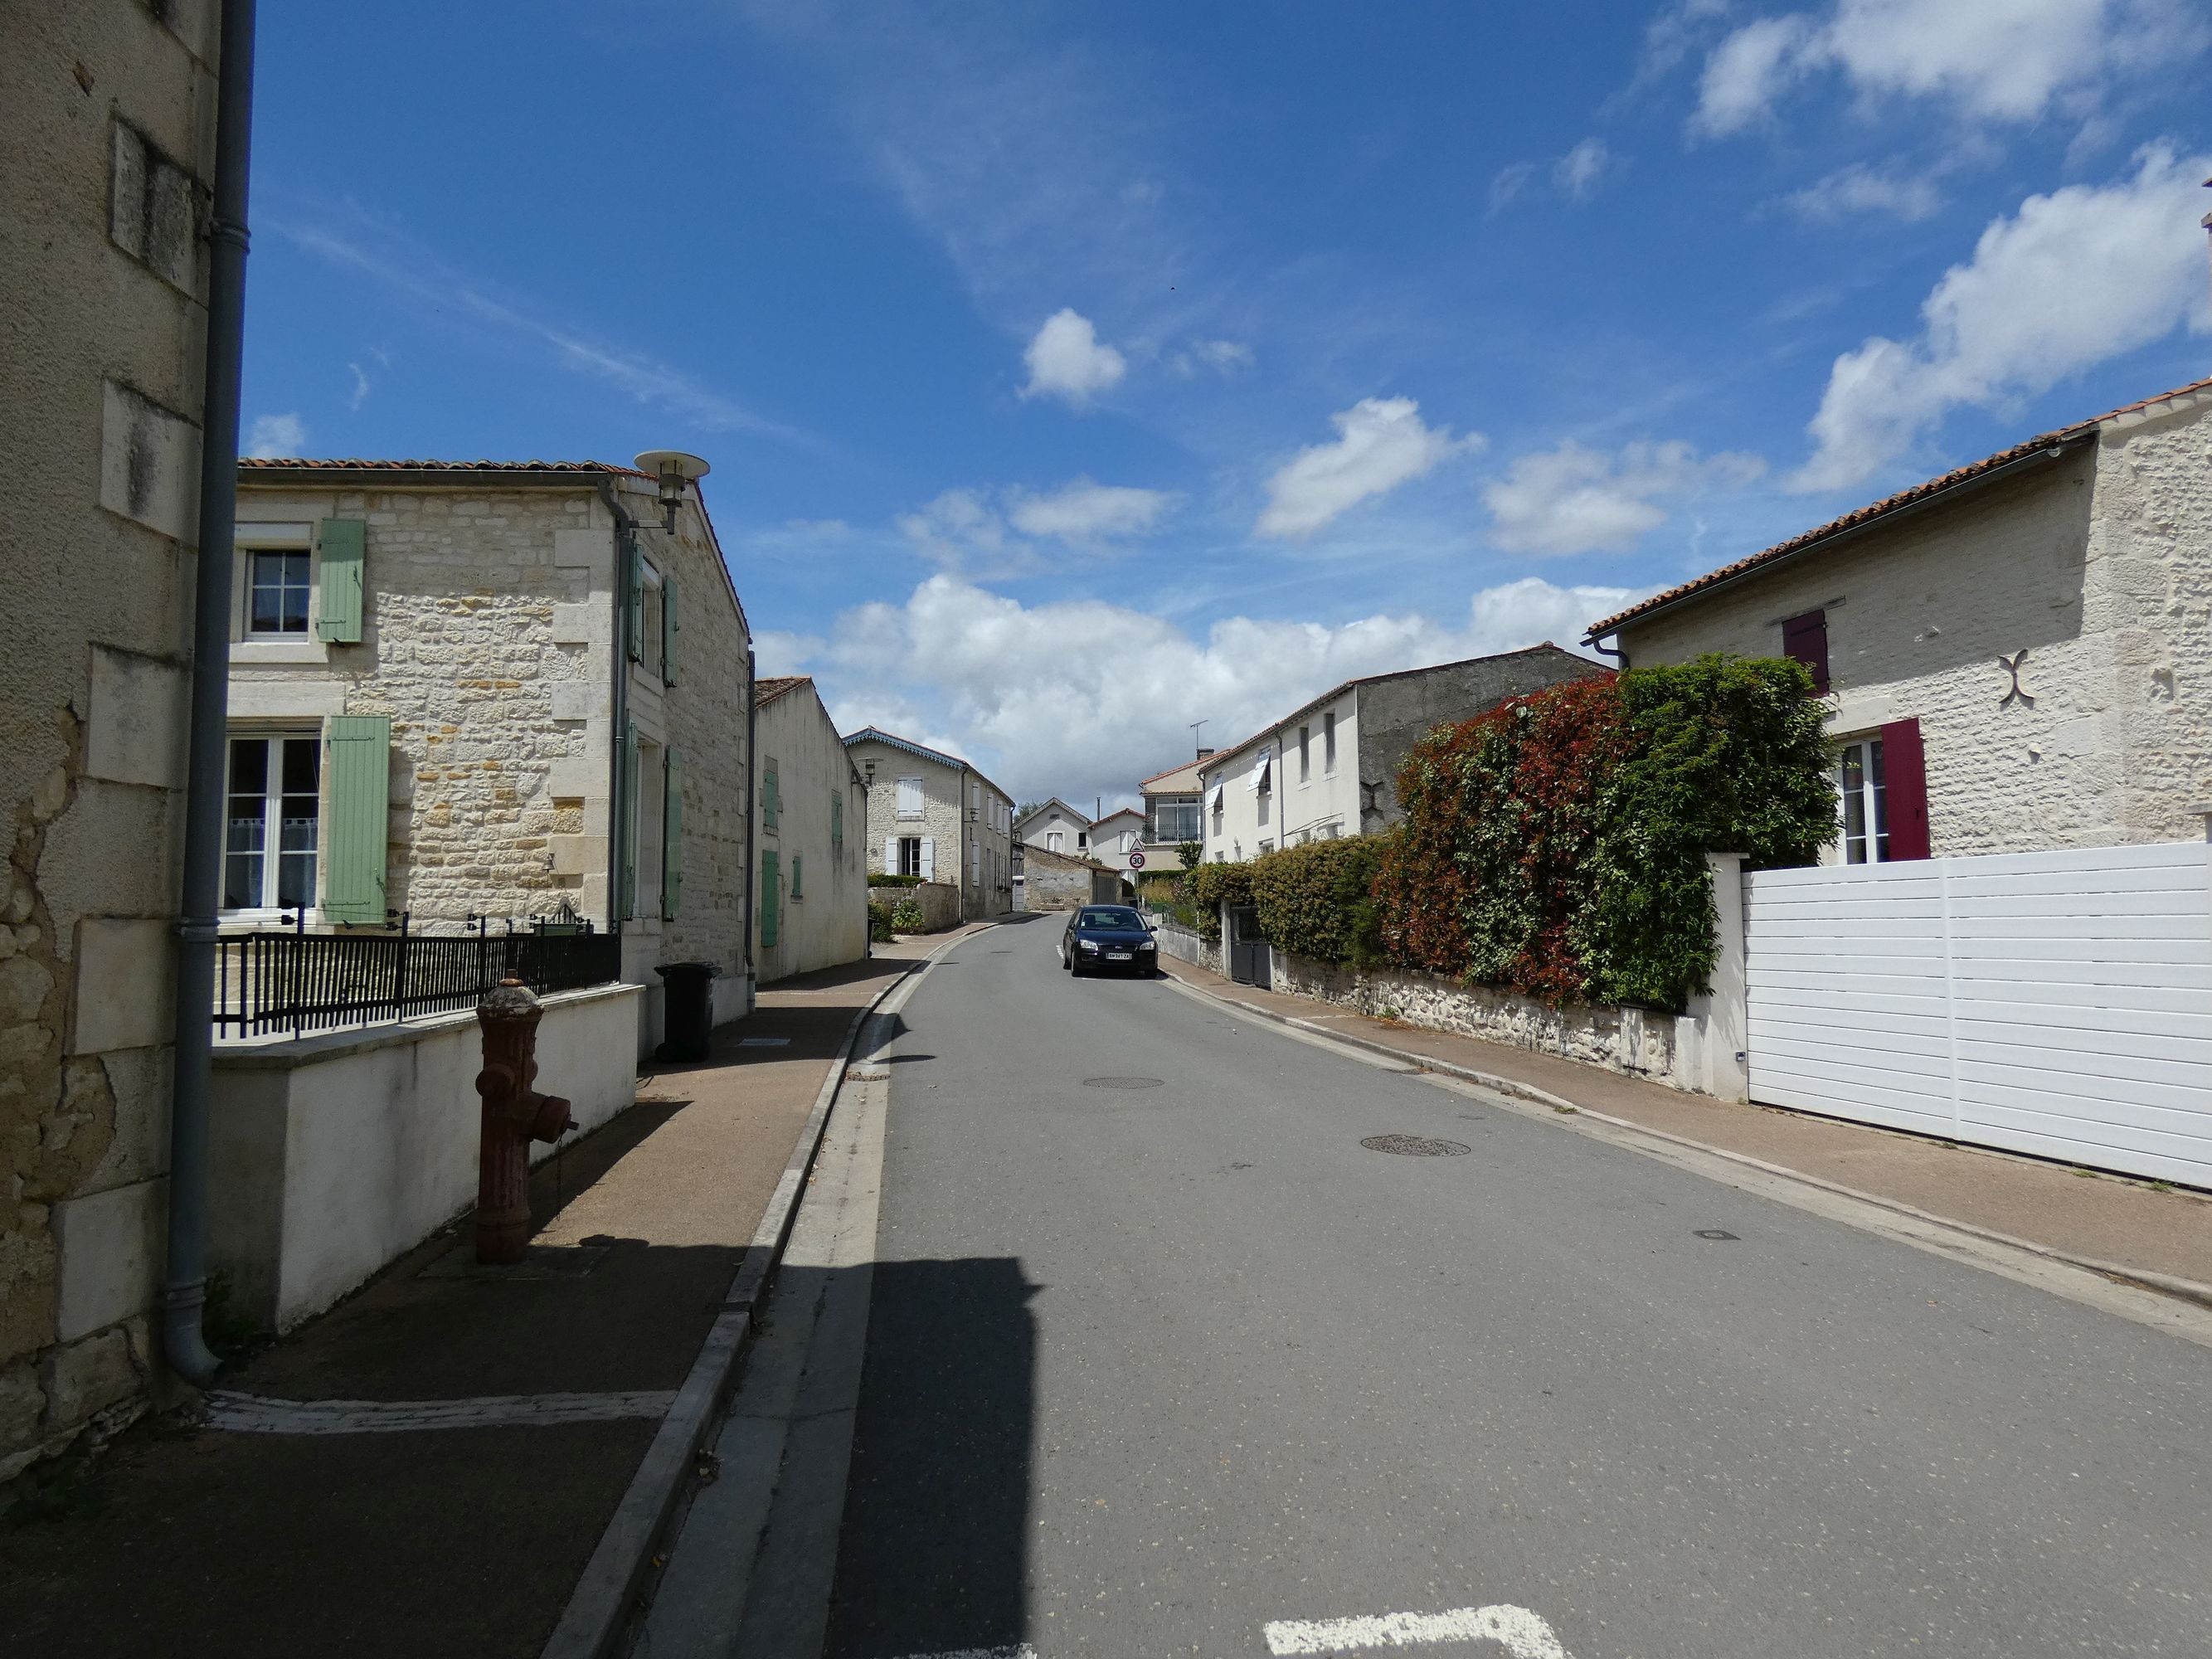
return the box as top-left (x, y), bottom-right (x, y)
top-left (1742, 839), bottom-right (2212, 1187)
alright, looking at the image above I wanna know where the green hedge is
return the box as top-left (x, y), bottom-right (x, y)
top-left (1251, 839), bottom-right (1384, 965)
top-left (1184, 860), bottom-right (1255, 942)
top-left (869, 873), bottom-right (925, 888)
top-left (1376, 654), bottom-right (1833, 1011)
top-left (867, 900), bottom-right (896, 942)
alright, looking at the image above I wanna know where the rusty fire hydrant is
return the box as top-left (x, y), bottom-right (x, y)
top-left (474, 976), bottom-right (575, 1264)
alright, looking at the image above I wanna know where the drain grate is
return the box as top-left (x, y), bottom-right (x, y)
top-left (1361, 1134), bottom-right (1471, 1157)
top-left (1082, 1076), bottom-right (1164, 1089)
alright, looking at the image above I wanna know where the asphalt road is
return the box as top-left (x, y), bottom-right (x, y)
top-left (822, 914), bottom-right (2212, 1659)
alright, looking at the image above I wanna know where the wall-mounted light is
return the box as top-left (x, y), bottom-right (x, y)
top-left (633, 450), bottom-right (712, 534)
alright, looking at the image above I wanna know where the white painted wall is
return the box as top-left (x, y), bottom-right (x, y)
top-left (207, 984), bottom-right (640, 1330)
top-left (1199, 689), bottom-right (1360, 861)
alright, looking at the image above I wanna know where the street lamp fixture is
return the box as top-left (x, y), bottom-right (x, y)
top-left (633, 450), bottom-right (712, 534)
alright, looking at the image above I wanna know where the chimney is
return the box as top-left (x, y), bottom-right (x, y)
top-left (1196, 747), bottom-right (1215, 760)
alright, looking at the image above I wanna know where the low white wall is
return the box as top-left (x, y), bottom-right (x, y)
top-left (207, 983), bottom-right (641, 1331)
top-left (1152, 918), bottom-right (1225, 976)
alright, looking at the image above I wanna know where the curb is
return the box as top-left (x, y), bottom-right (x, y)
top-left (539, 931), bottom-right (976, 1659)
top-left (1161, 965), bottom-right (2212, 1317)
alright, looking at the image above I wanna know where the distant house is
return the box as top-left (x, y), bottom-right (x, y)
top-left (1088, 807), bottom-right (1147, 874)
top-left (1586, 377), bottom-right (2212, 864)
top-left (1198, 645), bottom-right (1610, 861)
top-left (1139, 754), bottom-right (1209, 868)
top-left (752, 676), bottom-right (868, 980)
top-left (845, 727), bottom-right (1015, 920)
top-left (1014, 797), bottom-right (1091, 856)
top-left (230, 457), bottom-right (756, 1050)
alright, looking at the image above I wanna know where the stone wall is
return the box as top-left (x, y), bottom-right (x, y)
top-left (870, 881), bottom-right (960, 933)
top-left (1267, 953), bottom-right (1687, 1085)
top-left (853, 741), bottom-right (965, 892)
top-left (1618, 398), bottom-right (2212, 857)
top-left (1022, 846), bottom-right (1115, 912)
top-left (1, 0), bottom-right (221, 1481)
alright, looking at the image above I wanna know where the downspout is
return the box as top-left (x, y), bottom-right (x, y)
top-left (743, 648), bottom-right (756, 1000)
top-left (595, 480), bottom-right (636, 935)
top-left (164, 0), bottom-right (256, 1386)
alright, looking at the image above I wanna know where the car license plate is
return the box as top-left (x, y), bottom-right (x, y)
top-left (1107, 951), bottom-right (1132, 961)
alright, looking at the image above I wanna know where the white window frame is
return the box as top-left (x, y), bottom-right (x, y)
top-left (222, 727), bottom-right (323, 918)
top-left (1046, 831), bottom-right (1062, 852)
top-left (896, 775), bottom-right (925, 820)
top-left (1324, 711), bottom-right (1337, 775)
top-left (231, 523), bottom-right (328, 664)
top-left (1835, 736), bottom-right (1890, 865)
top-left (639, 562), bottom-right (666, 681)
top-left (634, 738), bottom-right (668, 908)
top-left (899, 836), bottom-right (923, 878)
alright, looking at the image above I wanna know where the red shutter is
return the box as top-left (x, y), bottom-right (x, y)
top-left (1880, 718), bottom-right (1930, 861)
top-left (1782, 610), bottom-right (1830, 693)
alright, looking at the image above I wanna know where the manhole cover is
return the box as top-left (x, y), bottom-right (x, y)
top-left (1361, 1134), bottom-right (1471, 1157)
top-left (1694, 1228), bottom-right (1740, 1240)
top-left (1082, 1077), bottom-right (1164, 1089)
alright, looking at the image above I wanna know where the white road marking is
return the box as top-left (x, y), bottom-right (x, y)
top-left (1264, 1604), bottom-right (1573, 1657)
top-left (885, 1647), bottom-right (1038, 1659)
top-left (204, 1389), bottom-right (678, 1433)
top-left (740, 1036), bottom-right (792, 1047)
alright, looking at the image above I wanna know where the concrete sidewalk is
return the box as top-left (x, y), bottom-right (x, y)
top-left (1162, 957), bottom-right (2212, 1297)
top-left (0, 938), bottom-right (967, 1659)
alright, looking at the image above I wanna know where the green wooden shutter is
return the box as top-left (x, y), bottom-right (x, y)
top-left (661, 747), bottom-right (683, 920)
top-left (316, 519), bottom-right (366, 644)
top-left (661, 576), bottom-right (678, 686)
top-left (764, 764), bottom-right (780, 831)
top-left (760, 850), bottom-right (780, 947)
top-left (791, 854), bottom-right (803, 900)
top-left (323, 714), bottom-right (390, 922)
top-left (619, 721), bottom-right (639, 919)
top-left (622, 538), bottom-right (643, 663)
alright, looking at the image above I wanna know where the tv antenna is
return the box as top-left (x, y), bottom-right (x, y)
top-left (1189, 718), bottom-right (1208, 756)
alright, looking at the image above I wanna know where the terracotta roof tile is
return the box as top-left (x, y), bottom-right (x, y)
top-left (754, 674), bottom-right (811, 709)
top-left (1587, 376), bottom-right (2212, 640)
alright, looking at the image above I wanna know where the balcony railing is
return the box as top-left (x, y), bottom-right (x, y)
top-left (214, 923), bottom-right (622, 1039)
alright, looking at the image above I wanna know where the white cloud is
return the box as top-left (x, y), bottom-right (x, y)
top-left (1485, 440), bottom-right (1767, 556)
top-left (1782, 162), bottom-right (1944, 221)
top-left (1553, 138), bottom-right (1612, 201)
top-left (809, 574), bottom-right (1632, 807)
top-left (1020, 308), bottom-right (1128, 406)
top-left (1170, 338), bottom-right (1256, 377)
top-left (1257, 397), bottom-right (1481, 539)
top-left (1791, 143), bottom-right (2212, 492)
top-left (1005, 479), bottom-right (1175, 541)
top-left (1694, 0), bottom-right (2205, 137)
top-left (897, 489), bottom-right (1027, 574)
top-left (1489, 160), bottom-right (1539, 213)
top-left (245, 413), bottom-right (309, 459)
top-left (754, 630), bottom-right (824, 676)
top-left (346, 362), bottom-right (372, 410)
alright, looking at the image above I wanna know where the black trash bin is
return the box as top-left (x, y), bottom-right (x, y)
top-left (654, 961), bottom-right (719, 1062)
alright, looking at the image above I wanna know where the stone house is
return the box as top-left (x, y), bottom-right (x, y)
top-left (844, 727), bottom-right (1014, 921)
top-left (1020, 844), bottom-right (1121, 912)
top-left (1, 0), bottom-right (225, 1481)
top-left (1014, 797), bottom-right (1091, 856)
top-left (229, 457), bottom-right (756, 1051)
top-left (1587, 377), bottom-right (2212, 864)
top-left (1198, 646), bottom-right (1610, 862)
top-left (752, 676), bottom-right (868, 981)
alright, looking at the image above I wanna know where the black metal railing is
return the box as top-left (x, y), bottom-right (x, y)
top-left (214, 922), bottom-right (622, 1039)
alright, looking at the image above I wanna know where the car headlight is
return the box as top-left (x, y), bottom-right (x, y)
top-left (1079, 938), bottom-right (1101, 952)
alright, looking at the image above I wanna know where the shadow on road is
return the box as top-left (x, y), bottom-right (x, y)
top-left (827, 1258), bottom-right (1040, 1659)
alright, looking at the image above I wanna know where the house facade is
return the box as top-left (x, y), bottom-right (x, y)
top-left (1087, 808), bottom-right (1147, 876)
top-left (1198, 646), bottom-right (1609, 861)
top-left (1587, 377), bottom-right (2212, 864)
top-left (1140, 755), bottom-right (1208, 869)
top-left (229, 458), bottom-right (756, 1051)
top-left (2, 0), bottom-right (224, 1481)
top-left (846, 728), bottom-right (1014, 921)
top-left (753, 677), bottom-right (868, 981)
top-left (1014, 798), bottom-right (1091, 856)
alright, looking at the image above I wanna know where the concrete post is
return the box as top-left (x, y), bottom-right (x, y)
top-left (1692, 851), bottom-right (1749, 1102)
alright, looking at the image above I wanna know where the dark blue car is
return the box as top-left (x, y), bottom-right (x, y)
top-left (1059, 905), bottom-right (1159, 977)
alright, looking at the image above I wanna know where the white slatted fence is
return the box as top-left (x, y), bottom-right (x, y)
top-left (1743, 840), bottom-right (2212, 1187)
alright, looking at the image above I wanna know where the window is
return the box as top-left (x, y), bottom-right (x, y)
top-left (1836, 737), bottom-right (1889, 864)
top-left (1782, 609), bottom-right (1830, 694)
top-left (896, 775), bottom-right (924, 819)
top-left (791, 854), bottom-right (804, 901)
top-left (1046, 831), bottom-right (1062, 852)
top-left (224, 734), bottom-right (319, 911)
top-left (1150, 796), bottom-right (1199, 843)
top-left (247, 550), bottom-right (312, 636)
top-left (1324, 711), bottom-right (1337, 774)
top-left (1299, 726), bottom-right (1310, 783)
top-left (899, 836), bottom-right (923, 878)
top-left (1259, 839), bottom-right (1273, 855)
top-left (1120, 830), bottom-right (1135, 854)
top-left (762, 760), bottom-right (780, 832)
top-left (639, 563), bottom-right (666, 679)
top-left (1211, 792), bottom-right (1224, 834)
top-left (1076, 830), bottom-right (1087, 849)
top-left (1257, 788), bottom-right (1270, 827)
top-left (970, 844), bottom-right (980, 886)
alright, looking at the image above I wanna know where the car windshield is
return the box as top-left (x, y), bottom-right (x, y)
top-left (1077, 908), bottom-right (1143, 930)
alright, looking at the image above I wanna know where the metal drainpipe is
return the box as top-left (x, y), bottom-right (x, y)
top-left (595, 481), bottom-right (635, 937)
top-left (163, 0), bottom-right (256, 1387)
top-left (743, 649), bottom-right (757, 1000)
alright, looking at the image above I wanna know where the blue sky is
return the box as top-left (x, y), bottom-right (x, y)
top-left (244, 0), bottom-right (2212, 806)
